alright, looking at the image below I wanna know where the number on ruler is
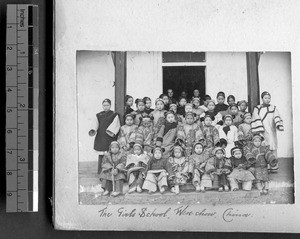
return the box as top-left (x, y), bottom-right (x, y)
top-left (7, 88), bottom-right (12, 92)
top-left (7, 66), bottom-right (12, 71)
top-left (7, 172), bottom-right (12, 175)
top-left (7, 129), bottom-right (12, 134)
top-left (7, 109), bottom-right (12, 113)
top-left (7, 46), bottom-right (13, 50)
top-left (19, 103), bottom-right (25, 108)
top-left (7, 193), bottom-right (12, 197)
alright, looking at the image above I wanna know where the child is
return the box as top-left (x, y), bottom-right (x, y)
top-left (126, 143), bottom-right (149, 193)
top-left (192, 89), bottom-right (201, 100)
top-left (202, 114), bottom-right (220, 155)
top-left (156, 111), bottom-right (179, 158)
top-left (117, 114), bottom-right (138, 154)
top-left (177, 112), bottom-right (204, 156)
top-left (201, 147), bottom-right (231, 192)
top-left (167, 89), bottom-right (177, 105)
top-left (227, 147), bottom-right (255, 191)
top-left (244, 134), bottom-right (278, 194)
top-left (142, 147), bottom-right (174, 194)
top-left (237, 100), bottom-right (248, 113)
top-left (188, 142), bottom-right (210, 192)
top-left (214, 91), bottom-right (229, 114)
top-left (150, 98), bottom-right (167, 134)
top-left (143, 97), bottom-right (154, 115)
top-left (160, 94), bottom-right (170, 111)
top-left (124, 95), bottom-right (134, 115)
top-left (200, 100), bottom-right (223, 128)
top-left (135, 115), bottom-right (155, 154)
top-left (219, 114), bottom-right (238, 158)
top-left (177, 97), bottom-right (187, 117)
top-left (169, 103), bottom-right (180, 122)
top-left (179, 103), bottom-right (195, 124)
top-left (99, 141), bottom-right (126, 197)
top-left (192, 98), bottom-right (206, 120)
top-left (237, 112), bottom-right (253, 148)
top-left (251, 91), bottom-right (284, 172)
top-left (227, 95), bottom-right (236, 107)
top-left (132, 98), bottom-right (148, 126)
top-left (229, 103), bottom-right (243, 127)
top-left (168, 145), bottom-right (189, 194)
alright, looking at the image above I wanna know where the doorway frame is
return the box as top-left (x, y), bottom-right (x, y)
top-left (161, 52), bottom-right (207, 95)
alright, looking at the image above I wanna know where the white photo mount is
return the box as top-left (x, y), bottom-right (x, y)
top-left (54, 0), bottom-right (300, 232)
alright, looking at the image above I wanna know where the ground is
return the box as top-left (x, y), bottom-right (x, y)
top-left (79, 158), bottom-right (294, 205)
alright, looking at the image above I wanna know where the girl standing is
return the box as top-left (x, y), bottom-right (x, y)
top-left (89, 99), bottom-right (121, 174)
top-left (143, 97), bottom-right (154, 115)
top-left (124, 95), bottom-right (134, 115)
top-left (251, 91), bottom-right (284, 172)
top-left (135, 115), bottom-right (156, 154)
top-left (214, 92), bottom-right (229, 114)
top-left (132, 98), bottom-right (148, 126)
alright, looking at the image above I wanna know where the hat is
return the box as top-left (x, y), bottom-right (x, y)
top-left (193, 141), bottom-right (205, 150)
top-left (192, 97), bottom-right (201, 104)
top-left (133, 143), bottom-right (143, 151)
top-left (135, 98), bottom-right (144, 105)
top-left (124, 113), bottom-right (134, 120)
top-left (109, 141), bottom-right (120, 150)
top-left (252, 133), bottom-right (264, 142)
top-left (213, 147), bottom-right (225, 155)
top-left (152, 146), bottom-right (165, 154)
top-left (185, 112), bottom-right (195, 118)
top-left (185, 103), bottom-right (193, 108)
top-left (223, 114), bottom-right (233, 121)
top-left (165, 110), bottom-right (175, 117)
top-left (204, 95), bottom-right (211, 100)
top-left (237, 100), bottom-right (248, 106)
top-left (217, 91), bottom-right (225, 98)
top-left (242, 112), bottom-right (252, 120)
top-left (261, 91), bottom-right (271, 99)
top-left (169, 103), bottom-right (177, 109)
top-left (206, 99), bottom-right (216, 105)
top-left (231, 146), bottom-right (242, 156)
top-left (155, 98), bottom-right (164, 105)
top-left (203, 113), bottom-right (215, 121)
top-left (141, 114), bottom-right (153, 121)
top-left (172, 145), bottom-right (183, 152)
top-left (102, 98), bottom-right (111, 105)
top-left (229, 103), bottom-right (239, 109)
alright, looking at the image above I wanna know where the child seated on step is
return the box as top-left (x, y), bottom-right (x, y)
top-left (177, 97), bottom-right (187, 117)
top-left (244, 134), bottom-right (278, 195)
top-left (155, 111), bottom-right (179, 158)
top-left (150, 98), bottom-right (167, 134)
top-left (201, 147), bottom-right (231, 192)
top-left (227, 147), bottom-right (255, 191)
top-left (135, 115), bottom-right (155, 154)
top-left (237, 100), bottom-right (248, 114)
top-left (229, 103), bottom-right (243, 127)
top-left (200, 100), bottom-right (223, 128)
top-left (168, 145), bottom-right (189, 194)
top-left (132, 98), bottom-right (148, 126)
top-left (125, 143), bottom-right (149, 194)
top-left (237, 112), bottom-right (253, 149)
top-left (218, 114), bottom-right (238, 158)
top-left (142, 147), bottom-right (174, 194)
top-left (201, 114), bottom-right (220, 155)
top-left (117, 114), bottom-right (137, 154)
top-left (99, 141), bottom-right (126, 197)
top-left (177, 112), bottom-right (204, 156)
top-left (188, 142), bottom-right (210, 192)
top-left (214, 91), bottom-right (229, 114)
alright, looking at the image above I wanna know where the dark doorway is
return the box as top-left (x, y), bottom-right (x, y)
top-left (163, 66), bottom-right (206, 101)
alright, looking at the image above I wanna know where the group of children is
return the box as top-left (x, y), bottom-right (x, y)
top-left (98, 90), bottom-right (284, 197)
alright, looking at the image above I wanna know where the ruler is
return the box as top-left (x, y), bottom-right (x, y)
top-left (6, 4), bottom-right (39, 212)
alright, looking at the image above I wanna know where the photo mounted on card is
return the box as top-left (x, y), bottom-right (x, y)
top-left (54, 0), bottom-right (300, 232)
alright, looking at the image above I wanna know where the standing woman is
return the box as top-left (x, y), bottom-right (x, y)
top-left (251, 91), bottom-right (284, 172)
top-left (89, 99), bottom-right (121, 174)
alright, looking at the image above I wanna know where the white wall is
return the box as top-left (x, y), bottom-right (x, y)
top-left (77, 51), bottom-right (115, 162)
top-left (206, 52), bottom-right (248, 102)
top-left (258, 52), bottom-right (293, 158)
top-left (127, 52), bottom-right (162, 110)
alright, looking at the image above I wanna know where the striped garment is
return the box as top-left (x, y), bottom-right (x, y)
top-left (251, 104), bottom-right (284, 150)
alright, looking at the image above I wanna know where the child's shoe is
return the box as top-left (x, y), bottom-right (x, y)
top-left (218, 187), bottom-right (223, 192)
top-left (136, 185), bottom-right (142, 193)
top-left (200, 186), bottom-right (206, 193)
top-left (195, 184), bottom-right (201, 192)
top-left (128, 186), bottom-right (136, 194)
top-left (148, 190), bottom-right (153, 195)
top-left (111, 191), bottom-right (120, 197)
top-left (224, 185), bottom-right (229, 192)
top-left (170, 187), bottom-right (176, 194)
top-left (232, 188), bottom-right (239, 191)
top-left (102, 190), bottom-right (110, 196)
top-left (175, 185), bottom-right (180, 194)
top-left (159, 187), bottom-right (165, 194)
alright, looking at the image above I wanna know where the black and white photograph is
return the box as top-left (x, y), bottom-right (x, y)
top-left (77, 51), bottom-right (294, 205)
